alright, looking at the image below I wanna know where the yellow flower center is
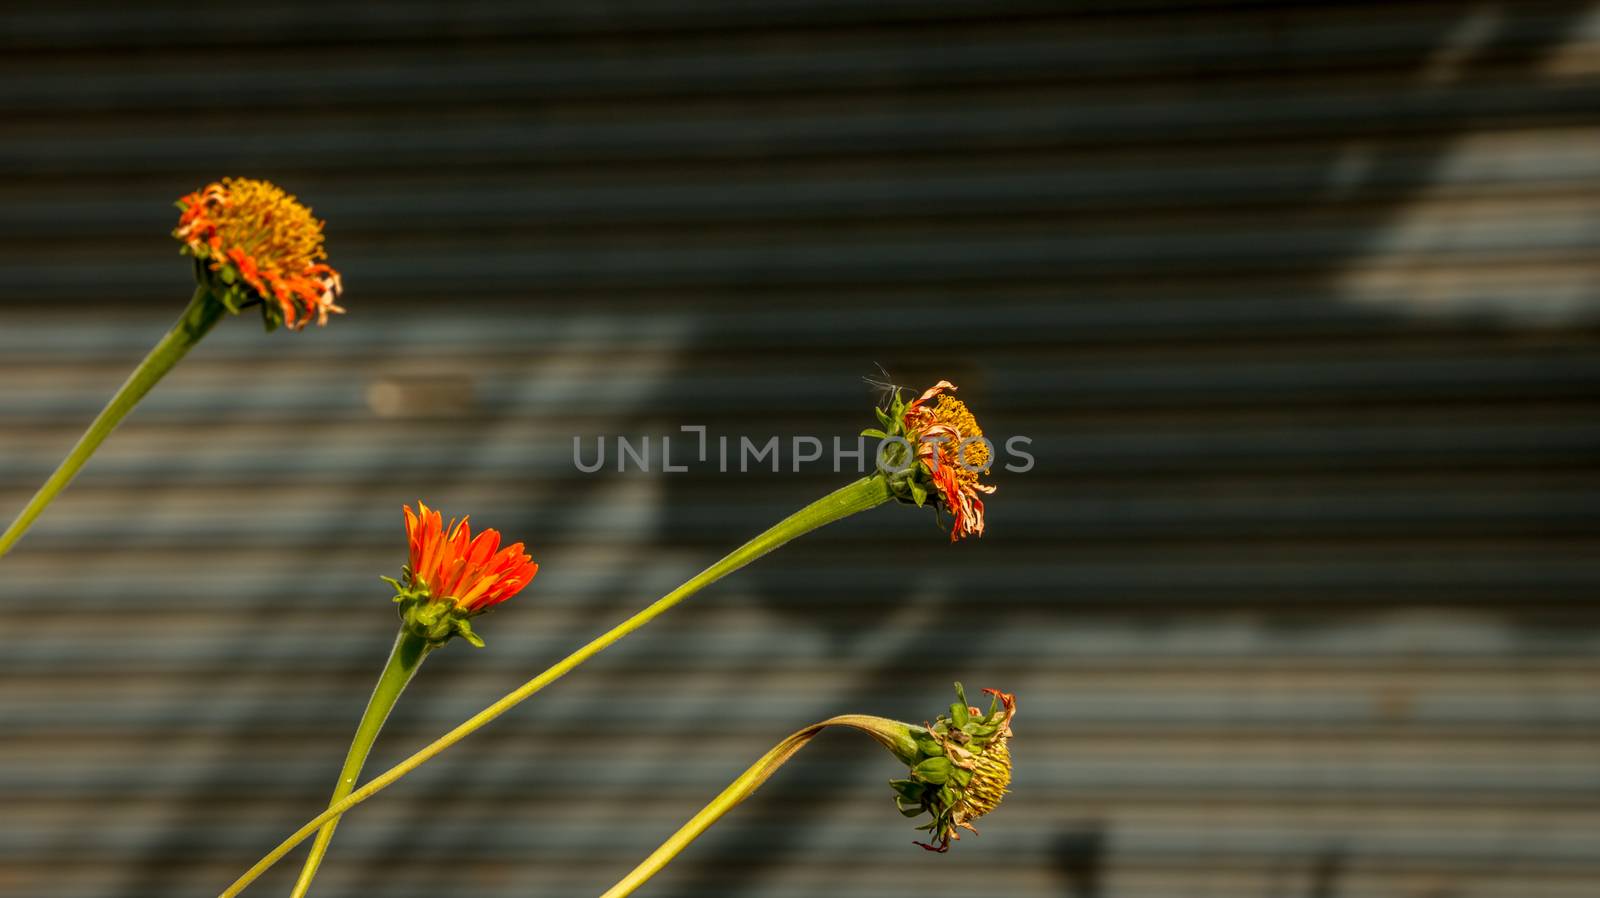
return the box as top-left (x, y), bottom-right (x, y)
top-left (927, 395), bottom-right (991, 489)
top-left (208, 178), bottom-right (327, 271)
top-left (958, 737), bottom-right (1011, 821)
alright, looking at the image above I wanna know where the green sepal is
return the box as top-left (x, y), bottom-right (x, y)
top-left (913, 757), bottom-right (953, 784)
top-left (889, 779), bottom-right (925, 802)
top-left (451, 616), bottom-right (485, 648)
top-left (950, 702), bottom-right (970, 727)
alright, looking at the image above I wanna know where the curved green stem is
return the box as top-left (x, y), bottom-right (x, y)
top-left (0, 286), bottom-right (225, 558)
top-left (217, 475), bottom-right (894, 898)
top-left (599, 714), bottom-right (916, 898)
top-left (289, 629), bottom-right (433, 898)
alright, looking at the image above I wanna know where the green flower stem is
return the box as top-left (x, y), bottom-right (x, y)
top-left (599, 714), bottom-right (917, 898)
top-left (288, 628), bottom-right (434, 898)
top-left (0, 285), bottom-right (225, 558)
top-left (217, 475), bottom-right (894, 898)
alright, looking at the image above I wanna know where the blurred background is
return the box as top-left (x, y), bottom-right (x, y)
top-left (1, 2), bottom-right (1598, 897)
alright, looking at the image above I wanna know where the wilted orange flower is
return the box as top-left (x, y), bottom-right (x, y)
top-left (174, 177), bottom-right (343, 330)
top-left (902, 380), bottom-right (996, 541)
top-left (403, 502), bottom-right (537, 613)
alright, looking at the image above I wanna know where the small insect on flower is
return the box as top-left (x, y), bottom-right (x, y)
top-left (863, 379), bottom-right (997, 541)
top-left (386, 502), bottom-right (539, 648)
top-left (173, 177), bottom-right (344, 331)
top-left (889, 683), bottom-right (1016, 852)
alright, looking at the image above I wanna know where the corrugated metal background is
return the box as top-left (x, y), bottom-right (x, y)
top-left (2, 2), bottom-right (1598, 897)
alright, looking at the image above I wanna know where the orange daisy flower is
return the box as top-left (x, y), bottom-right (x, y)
top-left (174, 177), bottom-right (343, 331)
top-left (402, 502), bottom-right (538, 614)
top-left (902, 380), bottom-right (997, 541)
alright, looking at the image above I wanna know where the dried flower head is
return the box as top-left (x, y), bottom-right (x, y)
top-left (864, 379), bottom-right (996, 541)
top-left (386, 502), bottom-right (538, 647)
top-left (889, 683), bottom-right (1016, 852)
top-left (174, 177), bottom-right (343, 331)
